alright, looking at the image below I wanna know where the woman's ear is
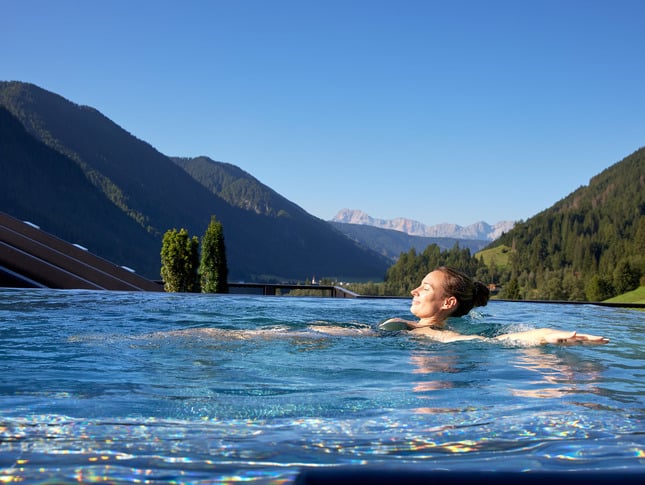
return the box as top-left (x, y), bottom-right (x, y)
top-left (443, 296), bottom-right (458, 310)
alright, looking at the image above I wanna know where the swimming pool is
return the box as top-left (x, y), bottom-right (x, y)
top-left (0, 288), bottom-right (643, 483)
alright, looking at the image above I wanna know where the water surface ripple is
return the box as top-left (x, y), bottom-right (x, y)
top-left (0, 289), bottom-right (643, 483)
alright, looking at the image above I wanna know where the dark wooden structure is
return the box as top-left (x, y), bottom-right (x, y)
top-left (0, 211), bottom-right (163, 291)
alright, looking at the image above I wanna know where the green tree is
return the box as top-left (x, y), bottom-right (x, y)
top-left (562, 269), bottom-right (585, 301)
top-left (543, 270), bottom-right (565, 300)
top-left (503, 278), bottom-right (521, 300)
top-left (200, 215), bottom-right (229, 293)
top-left (613, 259), bottom-right (640, 295)
top-left (160, 228), bottom-right (200, 292)
top-left (384, 244), bottom-right (488, 296)
top-left (584, 274), bottom-right (614, 302)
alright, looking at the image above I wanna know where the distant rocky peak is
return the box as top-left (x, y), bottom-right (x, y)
top-left (332, 209), bottom-right (514, 241)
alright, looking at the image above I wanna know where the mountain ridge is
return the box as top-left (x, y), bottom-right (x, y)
top-left (332, 209), bottom-right (515, 241)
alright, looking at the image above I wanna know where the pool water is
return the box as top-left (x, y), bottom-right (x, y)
top-left (0, 289), bottom-right (643, 483)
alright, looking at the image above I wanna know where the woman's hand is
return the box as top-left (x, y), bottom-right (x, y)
top-left (541, 330), bottom-right (609, 345)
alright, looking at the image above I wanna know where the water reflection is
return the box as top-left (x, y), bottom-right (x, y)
top-left (407, 344), bottom-right (608, 419)
top-left (509, 348), bottom-right (604, 400)
top-left (408, 350), bottom-right (461, 414)
top-left (410, 352), bottom-right (458, 392)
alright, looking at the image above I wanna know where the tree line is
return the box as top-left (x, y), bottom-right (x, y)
top-left (159, 213), bottom-right (642, 301)
top-left (343, 244), bottom-right (489, 297)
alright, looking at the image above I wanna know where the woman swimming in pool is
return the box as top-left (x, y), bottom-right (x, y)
top-left (380, 266), bottom-right (609, 345)
top-left (138, 266), bottom-right (608, 345)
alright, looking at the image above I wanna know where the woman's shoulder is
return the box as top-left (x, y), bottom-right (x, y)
top-left (378, 318), bottom-right (413, 331)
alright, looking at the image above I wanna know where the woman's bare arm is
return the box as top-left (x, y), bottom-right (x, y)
top-left (494, 328), bottom-right (609, 345)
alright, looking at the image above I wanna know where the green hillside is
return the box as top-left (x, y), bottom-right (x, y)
top-left (488, 147), bottom-right (644, 301)
top-left (172, 156), bottom-right (305, 218)
top-left (380, 148), bottom-right (644, 302)
top-left (604, 286), bottom-right (645, 305)
top-left (475, 245), bottom-right (511, 270)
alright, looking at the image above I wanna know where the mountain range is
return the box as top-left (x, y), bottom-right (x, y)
top-left (331, 209), bottom-right (514, 240)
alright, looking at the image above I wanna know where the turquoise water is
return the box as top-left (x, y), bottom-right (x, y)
top-left (0, 288), bottom-right (643, 483)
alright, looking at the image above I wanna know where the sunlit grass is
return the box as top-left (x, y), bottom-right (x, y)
top-left (475, 245), bottom-right (511, 269)
top-left (605, 286), bottom-right (645, 304)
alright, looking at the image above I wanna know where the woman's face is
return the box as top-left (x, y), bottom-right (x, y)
top-left (410, 271), bottom-right (452, 319)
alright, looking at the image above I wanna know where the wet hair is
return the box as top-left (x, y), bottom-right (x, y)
top-left (435, 266), bottom-right (490, 317)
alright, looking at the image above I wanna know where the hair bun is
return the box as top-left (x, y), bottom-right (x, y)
top-left (473, 281), bottom-right (490, 307)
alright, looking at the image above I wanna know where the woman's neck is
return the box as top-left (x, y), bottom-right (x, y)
top-left (414, 317), bottom-right (446, 330)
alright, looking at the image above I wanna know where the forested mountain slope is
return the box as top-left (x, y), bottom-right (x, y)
top-left (489, 146), bottom-right (644, 300)
top-left (172, 156), bottom-right (305, 218)
top-left (0, 106), bottom-right (160, 272)
top-left (0, 81), bottom-right (389, 282)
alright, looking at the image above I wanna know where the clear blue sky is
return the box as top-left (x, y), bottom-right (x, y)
top-left (3, 0), bottom-right (644, 227)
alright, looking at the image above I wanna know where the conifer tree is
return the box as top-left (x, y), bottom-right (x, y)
top-left (503, 277), bottom-right (521, 300)
top-left (613, 259), bottom-right (640, 295)
top-left (160, 228), bottom-right (200, 292)
top-left (584, 274), bottom-right (614, 302)
top-left (200, 215), bottom-right (229, 293)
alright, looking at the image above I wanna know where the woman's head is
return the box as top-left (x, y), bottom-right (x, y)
top-left (410, 266), bottom-right (490, 321)
top-left (433, 266), bottom-right (490, 317)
